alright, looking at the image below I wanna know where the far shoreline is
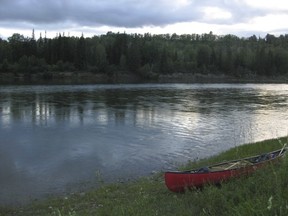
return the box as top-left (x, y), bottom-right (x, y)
top-left (1, 72), bottom-right (288, 85)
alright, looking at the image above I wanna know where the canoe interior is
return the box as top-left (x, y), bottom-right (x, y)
top-left (182, 148), bottom-right (286, 173)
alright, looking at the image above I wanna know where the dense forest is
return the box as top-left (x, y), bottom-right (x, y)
top-left (1, 31), bottom-right (288, 81)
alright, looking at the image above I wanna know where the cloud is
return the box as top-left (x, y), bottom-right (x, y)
top-left (0, 0), bottom-right (288, 38)
top-left (0, 0), bottom-right (256, 27)
top-left (201, 7), bottom-right (233, 22)
top-left (243, 0), bottom-right (288, 11)
top-left (0, 0), bottom-right (189, 27)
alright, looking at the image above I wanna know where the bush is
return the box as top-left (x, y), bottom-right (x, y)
top-left (15, 55), bottom-right (49, 73)
top-left (55, 60), bottom-right (76, 72)
top-left (0, 59), bottom-right (10, 73)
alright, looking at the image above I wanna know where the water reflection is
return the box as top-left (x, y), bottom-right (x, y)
top-left (1, 84), bottom-right (287, 127)
top-left (0, 84), bottom-right (288, 205)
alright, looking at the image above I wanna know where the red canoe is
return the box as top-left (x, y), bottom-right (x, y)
top-left (165, 147), bottom-right (286, 193)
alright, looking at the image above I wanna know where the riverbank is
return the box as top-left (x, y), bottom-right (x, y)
top-left (1, 72), bottom-right (288, 85)
top-left (1, 136), bottom-right (287, 216)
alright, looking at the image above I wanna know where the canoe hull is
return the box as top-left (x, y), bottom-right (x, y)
top-left (165, 165), bottom-right (256, 193)
top-left (165, 148), bottom-right (286, 193)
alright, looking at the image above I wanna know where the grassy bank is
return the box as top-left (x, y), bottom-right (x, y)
top-left (1, 137), bottom-right (287, 216)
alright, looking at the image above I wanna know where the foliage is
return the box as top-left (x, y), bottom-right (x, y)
top-left (1, 32), bottom-right (288, 78)
top-left (1, 137), bottom-right (287, 216)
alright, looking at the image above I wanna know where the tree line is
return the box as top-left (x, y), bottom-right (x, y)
top-left (1, 31), bottom-right (288, 79)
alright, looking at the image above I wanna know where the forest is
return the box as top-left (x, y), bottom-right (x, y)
top-left (0, 31), bottom-right (288, 81)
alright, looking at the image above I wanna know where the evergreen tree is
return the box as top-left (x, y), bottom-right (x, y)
top-left (75, 34), bottom-right (87, 70)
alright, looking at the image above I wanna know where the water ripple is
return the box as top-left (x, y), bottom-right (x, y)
top-left (0, 83), bottom-right (288, 204)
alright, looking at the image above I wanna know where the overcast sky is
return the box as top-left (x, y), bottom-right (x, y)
top-left (1, 0), bottom-right (288, 39)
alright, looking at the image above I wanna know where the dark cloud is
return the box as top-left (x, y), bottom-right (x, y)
top-left (0, 0), bottom-right (262, 28)
top-left (0, 0), bottom-right (67, 23)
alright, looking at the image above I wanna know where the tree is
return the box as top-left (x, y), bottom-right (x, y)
top-left (0, 39), bottom-right (11, 63)
top-left (0, 59), bottom-right (10, 73)
top-left (75, 35), bottom-right (87, 70)
top-left (109, 33), bottom-right (128, 66)
top-left (95, 44), bottom-right (108, 72)
top-left (197, 45), bottom-right (211, 69)
top-left (127, 39), bottom-right (141, 72)
top-left (8, 33), bottom-right (27, 62)
top-left (274, 47), bottom-right (288, 75)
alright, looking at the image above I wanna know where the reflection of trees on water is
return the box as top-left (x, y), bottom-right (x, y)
top-left (0, 90), bottom-right (153, 127)
top-left (1, 86), bottom-right (287, 128)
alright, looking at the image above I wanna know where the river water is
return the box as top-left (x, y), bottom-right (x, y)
top-left (0, 83), bottom-right (287, 205)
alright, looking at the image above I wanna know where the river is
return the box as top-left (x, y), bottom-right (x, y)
top-left (0, 83), bottom-right (287, 205)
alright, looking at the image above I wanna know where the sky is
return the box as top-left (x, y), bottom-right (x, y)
top-left (1, 0), bottom-right (288, 39)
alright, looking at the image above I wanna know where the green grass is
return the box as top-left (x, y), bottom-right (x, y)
top-left (1, 136), bottom-right (287, 216)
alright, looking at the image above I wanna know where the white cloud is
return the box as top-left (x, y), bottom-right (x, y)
top-left (250, 14), bottom-right (288, 31)
top-left (243, 0), bottom-right (288, 11)
top-left (201, 7), bottom-right (233, 21)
